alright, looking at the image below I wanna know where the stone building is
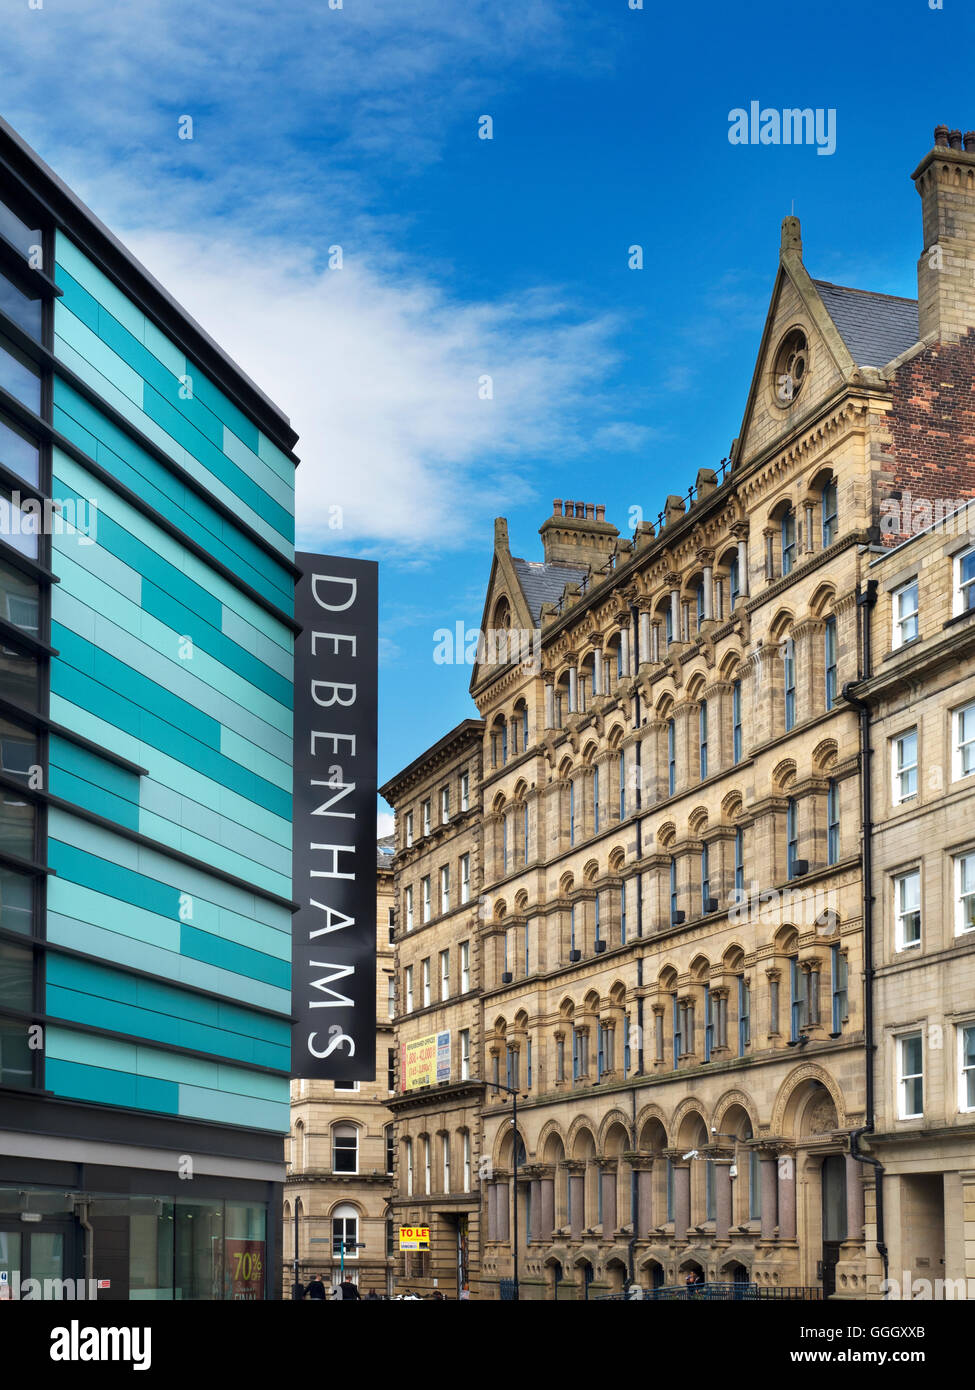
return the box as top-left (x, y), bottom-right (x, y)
top-left (284, 840), bottom-right (397, 1296)
top-left (855, 513), bottom-right (975, 1299)
top-left (380, 721), bottom-right (486, 1298)
top-left (382, 124), bottom-right (975, 1299)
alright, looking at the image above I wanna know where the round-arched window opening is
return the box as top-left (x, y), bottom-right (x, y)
top-left (772, 328), bottom-right (809, 407)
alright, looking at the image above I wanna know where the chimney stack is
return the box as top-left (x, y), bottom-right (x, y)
top-left (912, 123), bottom-right (975, 343)
top-left (539, 499), bottom-right (619, 566)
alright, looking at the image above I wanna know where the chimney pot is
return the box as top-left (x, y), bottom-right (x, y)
top-left (585, 503), bottom-right (594, 520)
top-left (564, 499), bottom-right (574, 517)
top-left (965, 132), bottom-right (975, 152)
top-left (949, 128), bottom-right (964, 150)
top-left (595, 505), bottom-right (605, 522)
top-left (575, 502), bottom-right (585, 518)
top-left (935, 124), bottom-right (950, 147)
top-left (553, 498), bottom-right (563, 516)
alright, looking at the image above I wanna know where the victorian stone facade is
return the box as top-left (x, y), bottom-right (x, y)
top-left (380, 721), bottom-right (486, 1298)
top-left (378, 125), bottom-right (975, 1299)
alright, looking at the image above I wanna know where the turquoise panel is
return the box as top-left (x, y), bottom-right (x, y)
top-left (50, 659), bottom-right (291, 819)
top-left (46, 1057), bottom-right (179, 1114)
top-left (47, 916), bottom-right (290, 1015)
top-left (141, 383), bottom-right (293, 540)
top-left (177, 1084), bottom-right (288, 1131)
top-left (49, 734), bottom-right (141, 803)
top-left (50, 696), bottom-right (292, 848)
top-left (46, 984), bottom-right (288, 1070)
top-left (53, 622), bottom-right (222, 747)
top-left (54, 270), bottom-right (100, 333)
top-left (52, 384), bottom-right (295, 604)
top-left (49, 764), bottom-right (140, 831)
top-left (141, 580), bottom-right (292, 707)
top-left (48, 839), bottom-right (181, 918)
top-left (179, 924), bottom-right (290, 989)
top-left (54, 235), bottom-right (146, 339)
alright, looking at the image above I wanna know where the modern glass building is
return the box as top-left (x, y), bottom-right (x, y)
top-left (0, 118), bottom-right (297, 1300)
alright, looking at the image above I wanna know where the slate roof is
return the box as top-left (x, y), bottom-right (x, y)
top-left (376, 835), bottom-right (395, 868)
top-left (813, 280), bottom-right (919, 368)
top-left (512, 558), bottom-right (590, 623)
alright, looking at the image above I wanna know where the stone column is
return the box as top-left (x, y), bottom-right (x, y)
top-left (568, 659), bottom-right (578, 714)
top-left (732, 523), bottom-right (749, 600)
top-left (699, 548), bottom-right (714, 621)
top-left (639, 607), bottom-right (651, 663)
top-left (497, 1178), bottom-right (511, 1243)
top-left (569, 1169), bottom-right (585, 1240)
top-left (530, 1178), bottom-right (543, 1242)
top-left (592, 645), bottom-right (603, 697)
top-left (651, 621), bottom-right (660, 663)
top-left (487, 1181), bottom-right (498, 1242)
top-left (669, 585), bottom-right (680, 642)
top-left (673, 1161), bottom-right (691, 1240)
top-left (544, 674), bottom-right (555, 730)
top-left (540, 1171), bottom-right (556, 1239)
top-left (637, 1161), bottom-right (654, 1234)
top-left (619, 625), bottom-right (630, 678)
top-left (845, 1152), bottom-right (865, 1243)
top-left (778, 1152), bottom-right (797, 1241)
top-left (760, 1155), bottom-right (779, 1239)
top-left (714, 1157), bottom-right (733, 1239)
top-left (601, 1163), bottom-right (618, 1234)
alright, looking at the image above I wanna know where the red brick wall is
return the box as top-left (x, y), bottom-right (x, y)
top-left (882, 329), bottom-right (975, 543)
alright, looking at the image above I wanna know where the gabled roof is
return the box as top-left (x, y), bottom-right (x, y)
top-left (511, 558), bottom-right (590, 623)
top-left (813, 280), bottom-right (919, 368)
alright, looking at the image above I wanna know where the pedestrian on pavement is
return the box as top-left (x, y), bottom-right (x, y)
top-left (338, 1278), bottom-right (360, 1300)
top-left (307, 1274), bottom-right (326, 1301)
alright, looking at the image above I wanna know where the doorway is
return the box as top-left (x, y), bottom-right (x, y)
top-left (0, 1219), bottom-right (79, 1299)
top-left (821, 1154), bottom-right (847, 1298)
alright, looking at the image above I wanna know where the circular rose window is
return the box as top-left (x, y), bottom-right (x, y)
top-left (772, 328), bottom-right (809, 407)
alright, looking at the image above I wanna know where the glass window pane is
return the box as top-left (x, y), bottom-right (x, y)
top-left (0, 336), bottom-right (41, 414)
top-left (0, 413), bottom-right (39, 487)
top-left (0, 939), bottom-right (32, 1011)
top-left (174, 1201), bottom-right (224, 1301)
top-left (0, 1017), bottom-right (32, 1086)
top-left (0, 644), bottom-right (39, 711)
top-left (0, 199), bottom-right (41, 259)
top-left (0, 559), bottom-right (39, 634)
top-left (0, 867), bottom-right (33, 933)
top-left (0, 275), bottom-right (42, 341)
top-left (0, 714), bottom-right (36, 779)
top-left (0, 789), bottom-right (34, 858)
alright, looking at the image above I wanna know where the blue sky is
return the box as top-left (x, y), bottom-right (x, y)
top-left (3, 0), bottom-right (974, 828)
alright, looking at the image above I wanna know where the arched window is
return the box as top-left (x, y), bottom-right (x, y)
top-left (732, 680), bottom-right (742, 764)
top-left (781, 508), bottom-right (797, 575)
top-left (699, 700), bottom-right (709, 779)
top-left (331, 1202), bottom-right (358, 1259)
top-left (786, 797), bottom-right (799, 878)
top-left (667, 719), bottom-right (676, 796)
top-left (405, 1138), bottom-right (414, 1195)
top-left (423, 1135), bottom-right (432, 1195)
top-left (783, 637), bottom-right (796, 730)
top-left (385, 1124), bottom-right (394, 1175)
top-left (824, 616), bottom-right (837, 710)
top-left (735, 825), bottom-right (745, 894)
top-left (729, 554), bottom-right (740, 608)
top-left (821, 479), bottom-right (838, 547)
top-left (442, 1133), bottom-right (451, 1192)
top-left (701, 844), bottom-right (710, 914)
top-left (827, 780), bottom-right (840, 864)
top-left (333, 1123), bottom-right (358, 1174)
top-left (670, 857), bottom-right (679, 925)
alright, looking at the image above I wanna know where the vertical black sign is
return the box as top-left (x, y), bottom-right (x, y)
top-left (292, 552), bottom-right (378, 1081)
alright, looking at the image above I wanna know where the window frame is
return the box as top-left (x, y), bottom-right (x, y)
top-left (894, 867), bottom-right (922, 951)
top-left (897, 1032), bottom-right (924, 1120)
top-left (892, 729), bottom-right (918, 806)
top-left (892, 577), bottom-right (919, 650)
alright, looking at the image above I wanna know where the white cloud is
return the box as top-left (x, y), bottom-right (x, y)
top-left (124, 229), bottom-right (629, 555)
top-left (1, 0), bottom-right (640, 558)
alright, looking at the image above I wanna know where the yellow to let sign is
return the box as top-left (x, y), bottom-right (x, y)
top-left (399, 1225), bottom-right (430, 1251)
